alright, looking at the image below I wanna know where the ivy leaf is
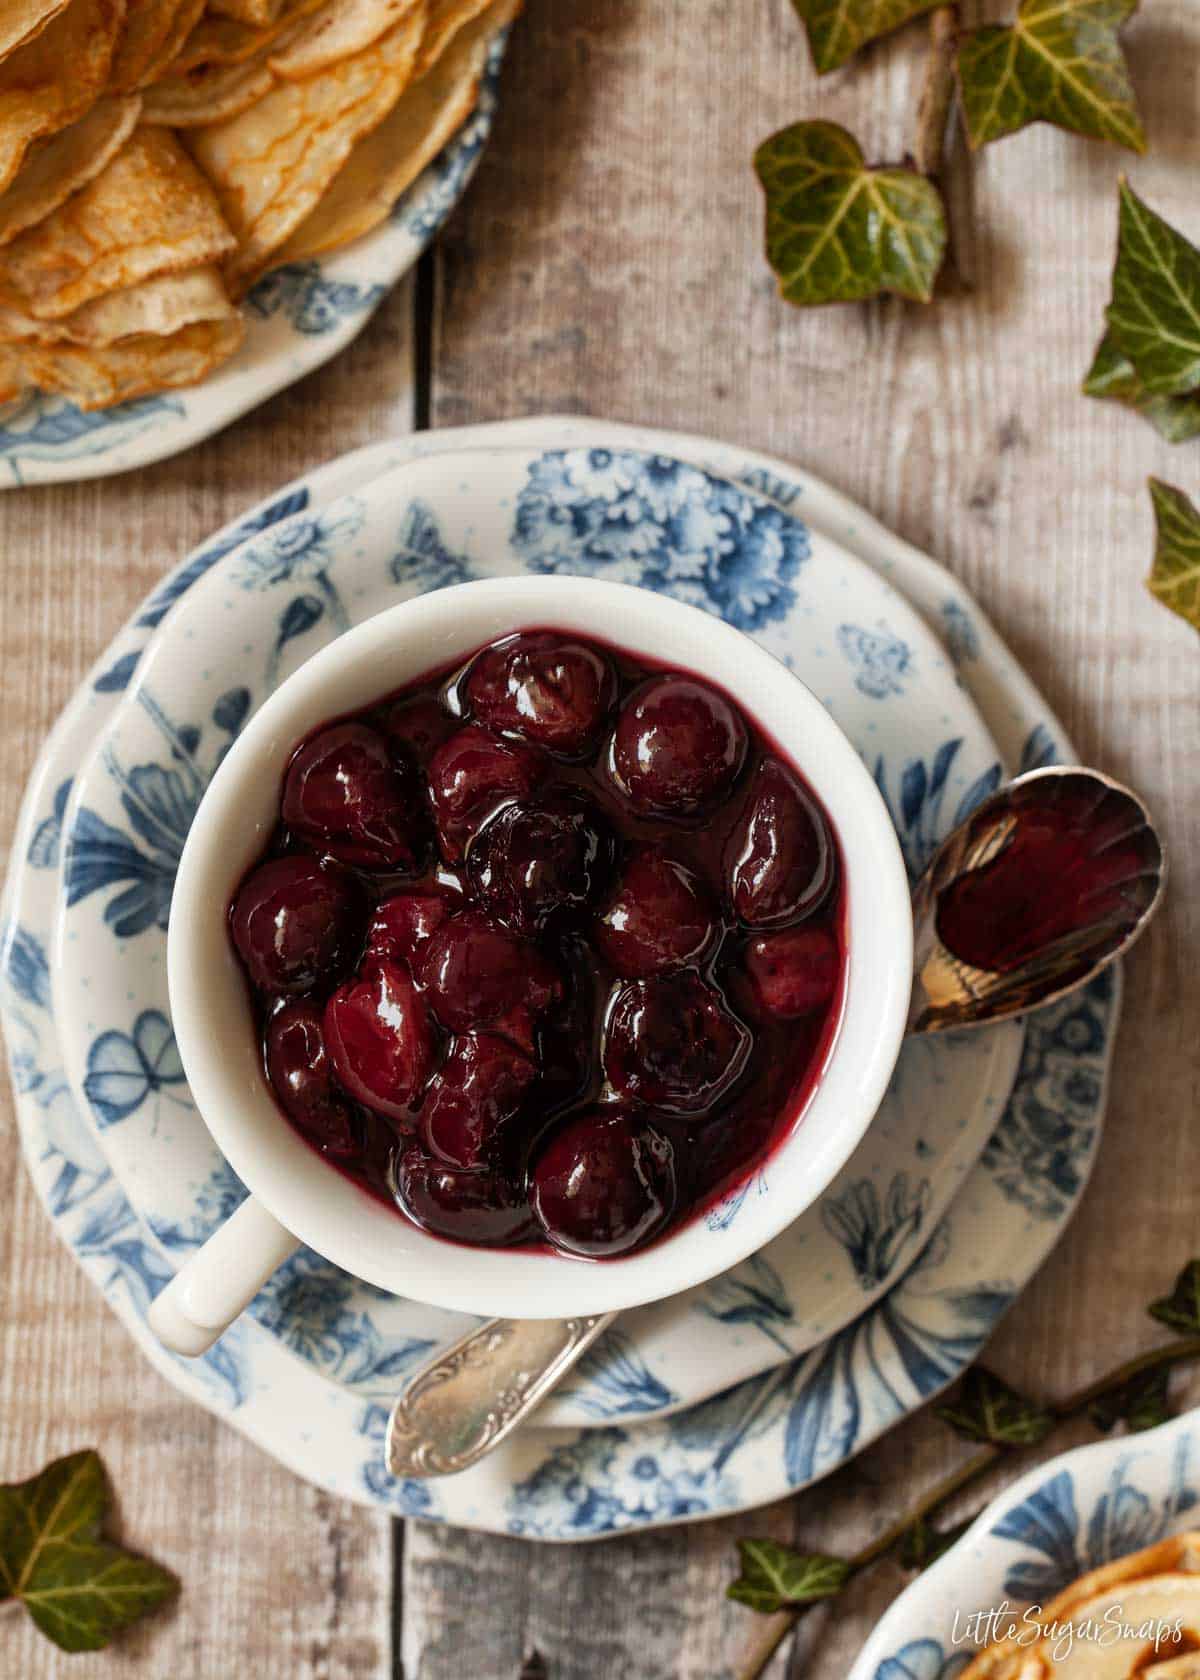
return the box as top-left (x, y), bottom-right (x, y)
top-left (1149, 1258), bottom-right (1200, 1333)
top-left (755, 121), bottom-right (947, 308)
top-left (1146, 481), bottom-right (1200, 634)
top-left (789, 0), bottom-right (942, 75)
top-left (957, 0), bottom-right (1146, 153)
top-left (0, 1451), bottom-right (177, 1652)
top-left (1083, 332), bottom-right (1200, 444)
top-left (898, 1514), bottom-right (973, 1572)
top-left (727, 1538), bottom-right (852, 1614)
top-left (1088, 1365), bottom-right (1172, 1435)
top-left (935, 1367), bottom-right (1055, 1447)
top-left (1105, 182), bottom-right (1200, 397)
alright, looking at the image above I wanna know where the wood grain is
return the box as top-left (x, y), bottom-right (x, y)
top-left (2, 0), bottom-right (1199, 1674)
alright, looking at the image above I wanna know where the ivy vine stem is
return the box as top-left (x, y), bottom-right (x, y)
top-left (913, 5), bottom-right (959, 178)
top-left (734, 1337), bottom-right (1200, 1680)
top-left (913, 3), bottom-right (969, 291)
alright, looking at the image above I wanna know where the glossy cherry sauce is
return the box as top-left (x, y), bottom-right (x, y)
top-left (228, 630), bottom-right (847, 1260)
top-left (935, 776), bottom-right (1157, 975)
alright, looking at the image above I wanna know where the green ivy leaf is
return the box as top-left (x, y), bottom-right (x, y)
top-left (1083, 331), bottom-right (1200, 443)
top-left (1088, 1365), bottom-right (1173, 1435)
top-left (1105, 183), bottom-right (1200, 397)
top-left (935, 1367), bottom-right (1055, 1447)
top-left (1150, 1258), bottom-right (1200, 1332)
top-left (727, 1538), bottom-right (852, 1614)
top-left (755, 121), bottom-right (947, 308)
top-left (897, 1514), bottom-right (973, 1572)
top-left (1146, 481), bottom-right (1200, 634)
top-left (0, 1452), bottom-right (177, 1652)
top-left (957, 0), bottom-right (1145, 153)
top-left (789, 0), bottom-right (942, 74)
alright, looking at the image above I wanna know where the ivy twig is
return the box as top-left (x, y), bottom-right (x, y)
top-left (1055, 1336), bottom-right (1200, 1418)
top-left (914, 4), bottom-right (971, 291)
top-left (913, 6), bottom-right (958, 179)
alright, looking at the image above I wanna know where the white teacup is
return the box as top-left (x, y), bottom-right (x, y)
top-left (148, 576), bottom-right (912, 1355)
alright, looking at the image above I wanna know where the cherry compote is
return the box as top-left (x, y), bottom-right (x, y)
top-left (229, 629), bottom-right (847, 1259)
top-left (934, 775), bottom-right (1158, 976)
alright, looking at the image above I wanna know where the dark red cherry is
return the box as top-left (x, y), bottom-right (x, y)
top-left (534, 940), bottom-right (597, 1109)
top-left (231, 855), bottom-right (364, 994)
top-left (604, 972), bottom-right (750, 1114)
top-left (611, 675), bottom-right (747, 817)
top-left (282, 722), bottom-right (421, 869)
top-left (726, 758), bottom-right (834, 928)
top-left (594, 849), bottom-right (716, 976)
top-left (323, 957), bottom-right (435, 1122)
top-left (264, 998), bottom-right (359, 1155)
top-left (392, 1146), bottom-right (537, 1246)
top-left (465, 631), bottom-right (616, 756)
top-left (427, 724), bottom-right (545, 863)
top-left (531, 1109), bottom-right (677, 1257)
top-left (745, 925), bottom-right (840, 1018)
top-left (421, 1034), bottom-right (536, 1169)
top-left (367, 891), bottom-right (453, 968)
top-left (375, 693), bottom-right (457, 766)
top-left (419, 910), bottom-right (562, 1034)
top-left (467, 795), bottom-right (610, 932)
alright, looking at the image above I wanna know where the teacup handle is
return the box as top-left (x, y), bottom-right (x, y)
top-left (147, 1196), bottom-right (299, 1356)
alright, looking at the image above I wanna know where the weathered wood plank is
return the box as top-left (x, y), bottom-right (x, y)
top-left (0, 277), bottom-right (420, 1679)
top-left (408, 0), bottom-right (1200, 1675)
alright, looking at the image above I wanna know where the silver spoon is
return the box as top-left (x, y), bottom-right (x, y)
top-left (386, 765), bottom-right (1165, 1479)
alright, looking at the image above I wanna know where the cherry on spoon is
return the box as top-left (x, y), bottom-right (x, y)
top-left (386, 765), bottom-right (1165, 1479)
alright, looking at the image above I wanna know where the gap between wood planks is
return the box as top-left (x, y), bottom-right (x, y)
top-left (413, 246), bottom-right (437, 434)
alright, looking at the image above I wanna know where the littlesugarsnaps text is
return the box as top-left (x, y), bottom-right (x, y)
top-left (952, 1601), bottom-right (1186, 1664)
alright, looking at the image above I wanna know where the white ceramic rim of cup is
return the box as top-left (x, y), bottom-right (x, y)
top-left (167, 574), bottom-right (914, 1320)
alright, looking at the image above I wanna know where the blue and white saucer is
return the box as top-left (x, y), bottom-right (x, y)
top-left (0, 419), bottom-right (1120, 1539)
top-left (852, 1410), bottom-right (1200, 1678)
top-left (51, 442), bottom-right (1021, 1424)
top-left (0, 33), bottom-right (513, 489)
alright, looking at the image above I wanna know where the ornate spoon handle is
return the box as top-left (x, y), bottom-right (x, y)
top-left (386, 1312), bottom-right (618, 1478)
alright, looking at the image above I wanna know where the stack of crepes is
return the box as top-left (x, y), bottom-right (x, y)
top-left (0, 0), bottom-right (518, 409)
top-left (961, 1531), bottom-right (1200, 1678)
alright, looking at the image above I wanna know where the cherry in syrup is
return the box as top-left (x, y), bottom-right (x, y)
top-left (230, 627), bottom-right (847, 1260)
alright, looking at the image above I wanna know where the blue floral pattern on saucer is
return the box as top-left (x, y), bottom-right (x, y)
top-left (512, 449), bottom-right (810, 630)
top-left (0, 417), bottom-right (1122, 1541)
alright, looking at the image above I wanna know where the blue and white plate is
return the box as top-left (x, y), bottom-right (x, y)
top-left (0, 418), bottom-right (1120, 1538)
top-left (852, 1410), bottom-right (1200, 1678)
top-left (0, 33), bottom-right (512, 490)
top-left (52, 443), bottom-right (1022, 1425)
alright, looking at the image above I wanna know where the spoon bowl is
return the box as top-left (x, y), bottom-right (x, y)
top-left (908, 767), bottom-right (1165, 1035)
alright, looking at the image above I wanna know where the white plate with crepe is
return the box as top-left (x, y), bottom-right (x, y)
top-left (854, 1409), bottom-right (1200, 1678)
top-left (0, 0), bottom-right (517, 486)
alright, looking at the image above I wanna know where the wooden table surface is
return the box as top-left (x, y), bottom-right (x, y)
top-left (3, 3), bottom-right (1199, 1675)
